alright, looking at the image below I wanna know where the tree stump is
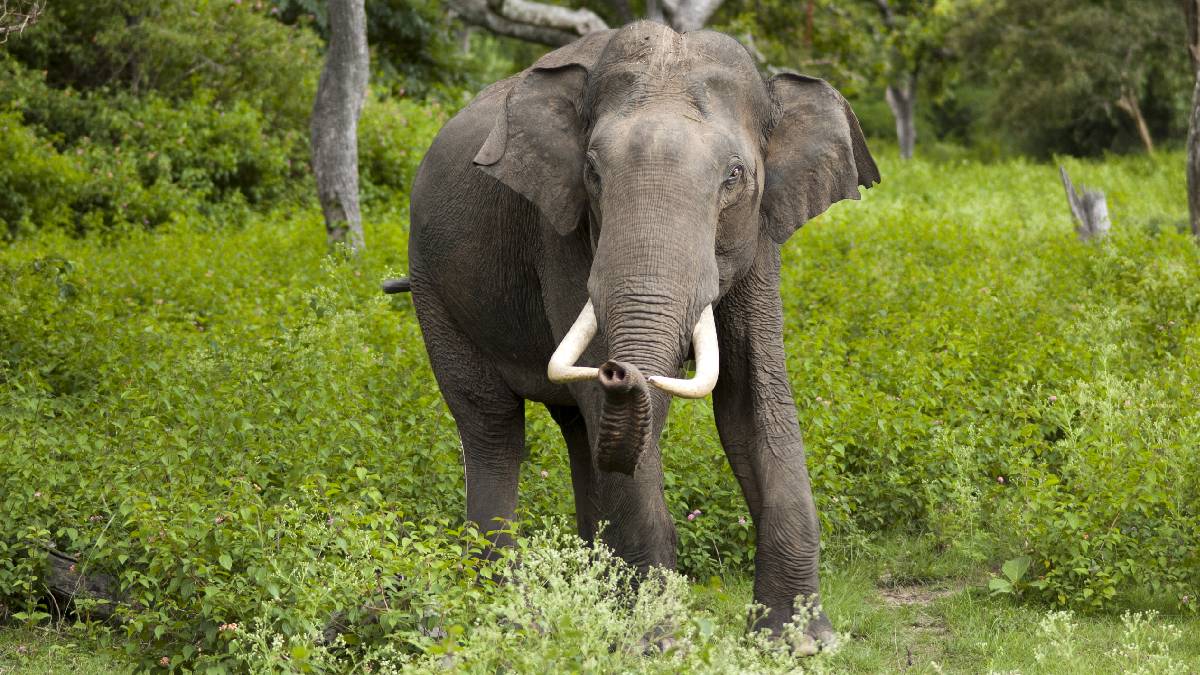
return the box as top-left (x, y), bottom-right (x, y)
top-left (1059, 166), bottom-right (1110, 241)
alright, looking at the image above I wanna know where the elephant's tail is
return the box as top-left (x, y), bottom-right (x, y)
top-left (381, 277), bottom-right (412, 294)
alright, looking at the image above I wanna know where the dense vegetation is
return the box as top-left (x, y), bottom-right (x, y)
top-left (2, 0), bottom-right (1199, 671)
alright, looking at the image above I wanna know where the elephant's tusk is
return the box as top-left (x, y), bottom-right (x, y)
top-left (648, 304), bottom-right (719, 399)
top-left (547, 300), bottom-right (600, 384)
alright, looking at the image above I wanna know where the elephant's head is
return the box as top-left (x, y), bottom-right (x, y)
top-left (476, 22), bottom-right (878, 475)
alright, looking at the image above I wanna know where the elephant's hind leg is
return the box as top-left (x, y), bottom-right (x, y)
top-left (412, 290), bottom-right (524, 554)
top-left (547, 405), bottom-right (599, 544)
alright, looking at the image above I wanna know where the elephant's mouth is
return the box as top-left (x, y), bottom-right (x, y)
top-left (547, 301), bottom-right (719, 475)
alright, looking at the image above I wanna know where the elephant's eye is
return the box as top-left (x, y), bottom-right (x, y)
top-left (585, 156), bottom-right (601, 193)
top-left (724, 164), bottom-right (744, 188)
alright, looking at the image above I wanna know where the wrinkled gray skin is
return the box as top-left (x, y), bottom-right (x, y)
top-left (407, 22), bottom-right (878, 643)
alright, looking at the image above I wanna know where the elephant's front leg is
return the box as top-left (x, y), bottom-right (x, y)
top-left (712, 240), bottom-right (834, 648)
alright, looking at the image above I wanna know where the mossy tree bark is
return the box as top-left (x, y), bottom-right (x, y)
top-left (311, 0), bottom-right (369, 253)
top-left (1185, 0), bottom-right (1200, 238)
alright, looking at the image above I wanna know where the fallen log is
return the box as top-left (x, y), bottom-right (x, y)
top-left (41, 546), bottom-right (126, 621)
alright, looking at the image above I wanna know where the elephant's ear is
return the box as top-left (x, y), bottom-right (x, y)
top-left (474, 30), bottom-right (615, 235)
top-left (760, 73), bottom-right (880, 244)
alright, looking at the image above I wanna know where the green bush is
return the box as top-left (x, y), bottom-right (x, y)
top-left (0, 59), bottom-right (311, 237)
top-left (0, 113), bottom-right (86, 238)
top-left (3, 0), bottom-right (322, 130)
top-left (357, 95), bottom-right (450, 203)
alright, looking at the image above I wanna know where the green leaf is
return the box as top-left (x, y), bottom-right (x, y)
top-left (218, 553), bottom-right (233, 570)
top-left (1002, 555), bottom-right (1031, 583)
top-left (988, 578), bottom-right (1012, 594)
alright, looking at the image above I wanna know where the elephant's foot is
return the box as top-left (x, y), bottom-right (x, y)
top-left (750, 596), bottom-right (839, 656)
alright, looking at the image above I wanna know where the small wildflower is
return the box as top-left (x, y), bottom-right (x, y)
top-left (738, 516), bottom-right (747, 525)
top-left (90, 514), bottom-right (104, 522)
top-left (997, 476), bottom-right (1005, 484)
top-left (1048, 395), bottom-right (1058, 402)
top-left (159, 656), bottom-right (170, 667)
top-left (69, 563), bottom-right (76, 573)
top-left (16, 644), bottom-right (28, 655)
top-left (1083, 533), bottom-right (1089, 540)
top-left (214, 515), bottom-right (225, 525)
top-left (33, 491), bottom-right (42, 498)
top-left (686, 513), bottom-right (696, 522)
top-left (1182, 595), bottom-right (1191, 605)
top-left (692, 509), bottom-right (702, 516)
top-left (540, 470), bottom-right (549, 478)
top-left (325, 516), bottom-right (335, 526)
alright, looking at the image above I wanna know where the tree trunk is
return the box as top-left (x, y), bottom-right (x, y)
top-left (612, 0), bottom-right (635, 24)
top-left (664, 0), bottom-right (724, 31)
top-left (1115, 90), bottom-right (1155, 155)
top-left (885, 75), bottom-right (916, 160)
top-left (1186, 0), bottom-right (1200, 238)
top-left (1189, 77), bottom-right (1200, 238)
top-left (311, 0), bottom-right (369, 253)
top-left (646, 0), bottom-right (664, 23)
top-left (1060, 166), bottom-right (1111, 242)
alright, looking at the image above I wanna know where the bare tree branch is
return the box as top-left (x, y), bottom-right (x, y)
top-left (447, 0), bottom-right (608, 47)
top-left (0, 0), bottom-right (44, 42)
top-left (447, 0), bottom-right (726, 46)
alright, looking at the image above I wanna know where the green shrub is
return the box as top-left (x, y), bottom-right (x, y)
top-left (0, 113), bottom-right (86, 238)
top-left (3, 0), bottom-right (322, 131)
top-left (0, 59), bottom-right (312, 236)
top-left (357, 95), bottom-right (450, 203)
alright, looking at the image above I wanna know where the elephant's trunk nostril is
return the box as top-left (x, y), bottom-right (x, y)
top-left (598, 360), bottom-right (638, 394)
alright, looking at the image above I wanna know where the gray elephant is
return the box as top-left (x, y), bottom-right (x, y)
top-left (395, 21), bottom-right (878, 644)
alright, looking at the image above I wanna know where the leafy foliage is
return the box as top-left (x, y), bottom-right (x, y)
top-left (955, 0), bottom-right (1189, 156)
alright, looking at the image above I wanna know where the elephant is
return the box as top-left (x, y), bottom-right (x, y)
top-left (395, 20), bottom-right (879, 645)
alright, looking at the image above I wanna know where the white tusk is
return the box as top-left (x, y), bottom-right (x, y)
top-left (547, 300), bottom-right (600, 384)
top-left (648, 304), bottom-right (719, 399)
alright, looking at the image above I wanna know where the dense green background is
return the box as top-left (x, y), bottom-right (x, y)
top-left (2, 0), bottom-right (1199, 671)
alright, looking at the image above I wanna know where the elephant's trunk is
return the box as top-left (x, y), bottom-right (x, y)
top-left (596, 360), bottom-right (652, 474)
top-left (546, 300), bottom-right (720, 475)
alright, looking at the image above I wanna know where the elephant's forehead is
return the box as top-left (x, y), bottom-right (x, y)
top-left (597, 22), bottom-right (756, 73)
top-left (587, 23), bottom-right (768, 127)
